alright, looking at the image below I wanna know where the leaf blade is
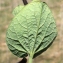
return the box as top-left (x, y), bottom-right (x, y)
top-left (6, 1), bottom-right (57, 58)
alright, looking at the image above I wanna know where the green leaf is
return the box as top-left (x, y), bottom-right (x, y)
top-left (12, 5), bottom-right (24, 16)
top-left (6, 1), bottom-right (57, 58)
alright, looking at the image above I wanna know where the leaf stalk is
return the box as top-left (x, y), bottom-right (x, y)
top-left (22, 0), bottom-right (28, 5)
top-left (28, 52), bottom-right (34, 63)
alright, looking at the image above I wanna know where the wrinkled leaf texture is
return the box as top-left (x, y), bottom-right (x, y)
top-left (6, 1), bottom-right (57, 58)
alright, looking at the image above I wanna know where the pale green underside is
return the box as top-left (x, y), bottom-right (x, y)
top-left (6, 1), bottom-right (57, 58)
